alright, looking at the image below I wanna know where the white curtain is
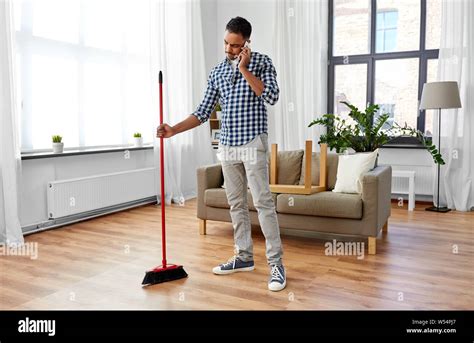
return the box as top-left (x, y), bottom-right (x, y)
top-left (0, 0), bottom-right (24, 244)
top-left (435, 0), bottom-right (474, 211)
top-left (150, 0), bottom-right (214, 204)
top-left (272, 0), bottom-right (328, 151)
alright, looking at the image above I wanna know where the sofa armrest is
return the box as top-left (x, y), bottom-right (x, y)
top-left (196, 163), bottom-right (223, 219)
top-left (360, 165), bottom-right (392, 235)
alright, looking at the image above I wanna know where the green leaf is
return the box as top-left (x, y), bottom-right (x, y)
top-left (308, 101), bottom-right (445, 165)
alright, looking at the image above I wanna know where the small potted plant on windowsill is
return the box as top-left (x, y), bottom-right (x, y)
top-left (133, 132), bottom-right (143, 147)
top-left (52, 135), bottom-right (64, 153)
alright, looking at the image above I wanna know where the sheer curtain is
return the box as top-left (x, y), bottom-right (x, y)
top-left (435, 0), bottom-right (474, 211)
top-left (0, 0), bottom-right (24, 244)
top-left (150, 0), bottom-right (214, 204)
top-left (272, 0), bottom-right (328, 151)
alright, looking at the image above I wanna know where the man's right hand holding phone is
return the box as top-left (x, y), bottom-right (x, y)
top-left (238, 41), bottom-right (251, 71)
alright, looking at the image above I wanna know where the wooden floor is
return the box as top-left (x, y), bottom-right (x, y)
top-left (1, 199), bottom-right (472, 310)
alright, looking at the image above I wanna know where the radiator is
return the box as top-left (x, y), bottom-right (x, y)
top-left (391, 166), bottom-right (434, 196)
top-left (47, 168), bottom-right (156, 219)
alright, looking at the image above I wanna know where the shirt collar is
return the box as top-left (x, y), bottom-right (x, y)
top-left (223, 52), bottom-right (256, 69)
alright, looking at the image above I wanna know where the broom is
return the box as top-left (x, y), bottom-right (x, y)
top-left (142, 71), bottom-right (188, 286)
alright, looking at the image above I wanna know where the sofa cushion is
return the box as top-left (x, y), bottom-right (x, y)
top-left (298, 152), bottom-right (339, 189)
top-left (269, 150), bottom-right (304, 185)
top-left (276, 191), bottom-right (362, 219)
top-left (221, 150), bottom-right (303, 188)
top-left (204, 188), bottom-right (277, 211)
top-left (333, 150), bottom-right (378, 194)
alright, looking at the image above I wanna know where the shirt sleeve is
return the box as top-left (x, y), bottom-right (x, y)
top-left (258, 55), bottom-right (280, 105)
top-left (192, 70), bottom-right (219, 124)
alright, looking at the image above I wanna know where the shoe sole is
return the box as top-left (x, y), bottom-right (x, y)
top-left (212, 266), bottom-right (255, 275)
top-left (268, 280), bottom-right (287, 292)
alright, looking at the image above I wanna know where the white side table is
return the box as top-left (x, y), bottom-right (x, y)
top-left (392, 170), bottom-right (416, 211)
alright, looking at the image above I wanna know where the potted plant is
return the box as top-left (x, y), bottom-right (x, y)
top-left (215, 103), bottom-right (222, 120)
top-left (133, 132), bottom-right (143, 147)
top-left (308, 101), bottom-right (445, 165)
top-left (52, 135), bottom-right (64, 153)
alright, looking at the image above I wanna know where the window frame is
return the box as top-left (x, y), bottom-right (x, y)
top-left (328, 0), bottom-right (439, 146)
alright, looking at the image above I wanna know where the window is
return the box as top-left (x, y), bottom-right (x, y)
top-left (14, 0), bottom-right (153, 151)
top-left (376, 10), bottom-right (398, 53)
top-left (334, 64), bottom-right (367, 123)
top-left (333, 0), bottom-right (371, 56)
top-left (375, 58), bottom-right (419, 129)
top-left (329, 0), bottom-right (441, 139)
top-left (376, 0), bottom-right (420, 53)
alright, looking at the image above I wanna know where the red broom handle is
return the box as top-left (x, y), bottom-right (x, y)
top-left (159, 71), bottom-right (167, 268)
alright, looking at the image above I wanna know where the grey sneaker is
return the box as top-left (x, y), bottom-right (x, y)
top-left (268, 264), bottom-right (286, 291)
top-left (212, 256), bottom-right (255, 275)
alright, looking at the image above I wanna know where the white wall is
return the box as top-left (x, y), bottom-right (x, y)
top-left (200, 0), bottom-right (219, 72)
top-left (216, 0), bottom-right (276, 60)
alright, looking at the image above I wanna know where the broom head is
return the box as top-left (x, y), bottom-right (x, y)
top-left (142, 264), bottom-right (188, 286)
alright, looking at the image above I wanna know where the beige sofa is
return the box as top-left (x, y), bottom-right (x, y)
top-left (196, 150), bottom-right (392, 254)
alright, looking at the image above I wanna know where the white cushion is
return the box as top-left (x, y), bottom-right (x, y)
top-left (333, 149), bottom-right (378, 194)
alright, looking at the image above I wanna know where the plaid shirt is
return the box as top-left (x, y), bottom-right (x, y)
top-left (192, 52), bottom-right (279, 146)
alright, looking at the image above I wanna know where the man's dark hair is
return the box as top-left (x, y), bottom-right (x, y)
top-left (226, 17), bottom-right (252, 39)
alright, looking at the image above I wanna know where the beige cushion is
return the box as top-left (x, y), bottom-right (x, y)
top-left (276, 191), bottom-right (362, 219)
top-left (221, 150), bottom-right (303, 188)
top-left (272, 150), bottom-right (304, 185)
top-left (298, 152), bottom-right (339, 189)
top-left (204, 188), bottom-right (277, 211)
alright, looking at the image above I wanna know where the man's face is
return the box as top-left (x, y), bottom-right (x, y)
top-left (224, 30), bottom-right (248, 60)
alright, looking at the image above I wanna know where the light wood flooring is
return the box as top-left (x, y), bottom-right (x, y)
top-left (0, 199), bottom-right (472, 310)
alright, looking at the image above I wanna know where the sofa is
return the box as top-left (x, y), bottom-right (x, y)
top-left (196, 149), bottom-right (392, 254)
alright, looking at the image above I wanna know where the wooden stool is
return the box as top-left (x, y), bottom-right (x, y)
top-left (270, 141), bottom-right (328, 195)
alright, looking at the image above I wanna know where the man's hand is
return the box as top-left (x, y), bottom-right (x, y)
top-left (238, 46), bottom-right (264, 97)
top-left (238, 46), bottom-right (251, 71)
top-left (156, 115), bottom-right (201, 139)
top-left (156, 123), bottom-right (176, 138)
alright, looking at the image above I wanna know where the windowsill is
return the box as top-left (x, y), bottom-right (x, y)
top-left (380, 144), bottom-right (427, 149)
top-left (21, 144), bottom-right (154, 160)
top-left (380, 136), bottom-right (431, 150)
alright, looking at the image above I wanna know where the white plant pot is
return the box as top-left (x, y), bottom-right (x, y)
top-left (216, 111), bottom-right (222, 120)
top-left (134, 137), bottom-right (143, 147)
top-left (52, 142), bottom-right (64, 153)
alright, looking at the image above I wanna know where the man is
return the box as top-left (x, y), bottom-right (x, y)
top-left (156, 17), bottom-right (285, 292)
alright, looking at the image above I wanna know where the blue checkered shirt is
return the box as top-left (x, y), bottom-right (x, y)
top-left (192, 52), bottom-right (279, 146)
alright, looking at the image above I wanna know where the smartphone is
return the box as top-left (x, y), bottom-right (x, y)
top-left (238, 41), bottom-right (251, 63)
